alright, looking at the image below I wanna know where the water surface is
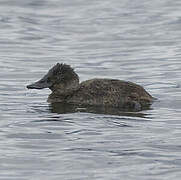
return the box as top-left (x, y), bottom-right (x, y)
top-left (0, 0), bottom-right (181, 179)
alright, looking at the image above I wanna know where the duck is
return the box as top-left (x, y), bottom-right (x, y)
top-left (27, 63), bottom-right (154, 111)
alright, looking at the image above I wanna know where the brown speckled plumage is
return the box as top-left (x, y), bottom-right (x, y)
top-left (27, 63), bottom-right (154, 111)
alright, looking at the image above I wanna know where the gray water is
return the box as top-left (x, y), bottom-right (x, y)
top-left (0, 0), bottom-right (181, 179)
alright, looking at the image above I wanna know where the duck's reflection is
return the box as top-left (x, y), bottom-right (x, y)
top-left (49, 102), bottom-right (151, 118)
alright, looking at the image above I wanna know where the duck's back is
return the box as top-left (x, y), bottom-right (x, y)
top-left (67, 78), bottom-right (153, 109)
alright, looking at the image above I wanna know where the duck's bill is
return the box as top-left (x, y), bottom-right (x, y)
top-left (27, 78), bottom-right (52, 89)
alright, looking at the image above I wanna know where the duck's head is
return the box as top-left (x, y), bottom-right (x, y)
top-left (27, 63), bottom-right (79, 95)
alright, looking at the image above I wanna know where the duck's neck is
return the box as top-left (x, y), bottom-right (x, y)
top-left (48, 79), bottom-right (79, 103)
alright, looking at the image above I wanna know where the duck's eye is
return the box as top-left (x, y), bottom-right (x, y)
top-left (47, 77), bottom-right (51, 82)
top-left (40, 80), bottom-right (45, 83)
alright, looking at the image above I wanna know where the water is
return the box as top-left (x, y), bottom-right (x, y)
top-left (0, 0), bottom-right (181, 179)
